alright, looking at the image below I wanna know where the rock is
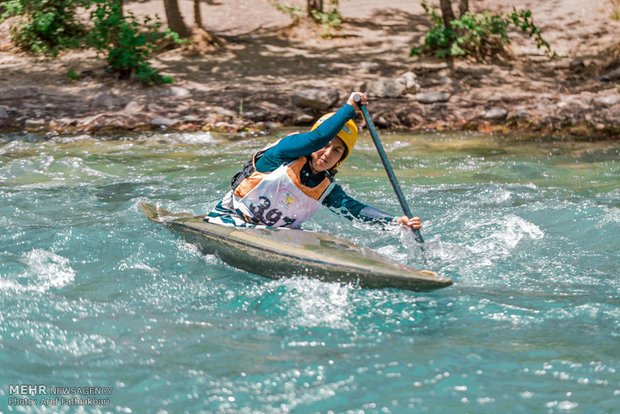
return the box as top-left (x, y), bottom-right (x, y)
top-left (402, 111), bottom-right (424, 126)
top-left (265, 121), bottom-right (279, 130)
top-left (514, 107), bottom-right (529, 118)
top-left (215, 108), bottom-right (236, 117)
top-left (366, 77), bottom-right (406, 98)
top-left (359, 61), bottom-right (380, 72)
top-left (214, 121), bottom-right (235, 129)
top-left (0, 86), bottom-right (38, 100)
top-left (292, 89), bottom-right (339, 111)
top-left (57, 117), bottom-right (77, 127)
top-left (93, 90), bottom-right (121, 109)
top-left (594, 95), bottom-right (620, 106)
top-left (124, 101), bottom-right (144, 113)
top-left (22, 103), bottom-right (40, 109)
top-left (415, 91), bottom-right (451, 104)
top-left (599, 67), bottom-right (620, 82)
top-left (25, 119), bottom-right (45, 128)
top-left (578, 92), bottom-right (594, 105)
top-left (181, 115), bottom-right (199, 122)
top-left (294, 113), bottom-right (314, 125)
top-left (375, 116), bottom-right (390, 128)
top-left (166, 86), bottom-right (191, 97)
top-left (484, 108), bottom-right (508, 120)
top-left (559, 96), bottom-right (588, 109)
top-left (0, 106), bottom-right (8, 119)
top-left (151, 117), bottom-right (177, 127)
top-left (353, 81), bottom-right (368, 92)
top-left (410, 62), bottom-right (449, 74)
top-left (400, 71), bottom-right (420, 93)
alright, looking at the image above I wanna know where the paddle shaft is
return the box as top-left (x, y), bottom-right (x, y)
top-left (354, 95), bottom-right (424, 244)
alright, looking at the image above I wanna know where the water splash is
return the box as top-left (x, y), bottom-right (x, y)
top-left (0, 249), bottom-right (75, 293)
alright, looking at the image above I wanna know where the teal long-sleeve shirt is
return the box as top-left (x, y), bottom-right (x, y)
top-left (254, 104), bottom-right (394, 224)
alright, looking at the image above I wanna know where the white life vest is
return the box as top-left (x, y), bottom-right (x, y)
top-left (231, 156), bottom-right (335, 228)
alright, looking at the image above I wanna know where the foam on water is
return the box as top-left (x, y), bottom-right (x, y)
top-left (0, 249), bottom-right (75, 293)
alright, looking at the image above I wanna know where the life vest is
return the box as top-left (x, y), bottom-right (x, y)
top-left (228, 143), bottom-right (335, 228)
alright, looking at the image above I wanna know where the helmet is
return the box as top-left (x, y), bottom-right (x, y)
top-left (311, 113), bottom-right (358, 168)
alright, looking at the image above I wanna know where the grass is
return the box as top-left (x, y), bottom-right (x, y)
top-left (610, 0), bottom-right (620, 20)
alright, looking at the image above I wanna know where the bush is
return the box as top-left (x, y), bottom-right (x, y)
top-left (0, 0), bottom-right (87, 56)
top-left (411, 2), bottom-right (552, 60)
top-left (87, 1), bottom-right (176, 84)
top-left (2, 0), bottom-right (185, 85)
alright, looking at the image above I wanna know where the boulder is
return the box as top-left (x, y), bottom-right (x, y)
top-left (484, 108), bottom-right (508, 120)
top-left (415, 91), bottom-right (451, 104)
top-left (0, 106), bottom-right (8, 119)
top-left (92, 90), bottom-right (122, 110)
top-left (594, 95), bottom-right (620, 106)
top-left (124, 101), bottom-right (144, 113)
top-left (151, 117), bottom-right (177, 127)
top-left (366, 78), bottom-right (406, 98)
top-left (294, 113), bottom-right (315, 125)
top-left (214, 107), bottom-right (236, 117)
top-left (292, 89), bottom-right (339, 111)
top-left (25, 119), bottom-right (45, 128)
top-left (166, 86), bottom-right (191, 97)
top-left (401, 71), bottom-right (421, 93)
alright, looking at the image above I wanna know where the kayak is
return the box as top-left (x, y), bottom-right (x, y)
top-left (140, 202), bottom-right (453, 291)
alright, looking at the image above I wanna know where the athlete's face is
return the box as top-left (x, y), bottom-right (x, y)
top-left (310, 137), bottom-right (346, 173)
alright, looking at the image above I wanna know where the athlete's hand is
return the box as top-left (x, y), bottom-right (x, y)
top-left (347, 92), bottom-right (368, 110)
top-left (396, 216), bottom-right (421, 230)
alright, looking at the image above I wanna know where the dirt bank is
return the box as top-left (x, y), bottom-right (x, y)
top-left (0, 0), bottom-right (619, 138)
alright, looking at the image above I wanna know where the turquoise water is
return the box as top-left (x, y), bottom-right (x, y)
top-left (0, 131), bottom-right (618, 413)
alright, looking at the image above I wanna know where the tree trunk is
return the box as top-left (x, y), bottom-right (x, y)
top-left (163, 0), bottom-right (191, 38)
top-left (307, 0), bottom-right (324, 16)
top-left (458, 0), bottom-right (469, 18)
top-left (194, 0), bottom-right (203, 29)
top-left (439, 0), bottom-right (456, 28)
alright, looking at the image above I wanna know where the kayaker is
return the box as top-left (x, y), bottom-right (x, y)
top-left (206, 92), bottom-right (422, 231)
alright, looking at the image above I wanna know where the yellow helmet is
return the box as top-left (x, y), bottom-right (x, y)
top-left (311, 113), bottom-right (358, 168)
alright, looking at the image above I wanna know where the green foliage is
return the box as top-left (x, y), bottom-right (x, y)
top-left (0, 0), bottom-right (86, 56)
top-left (411, 2), bottom-right (552, 59)
top-left (311, 0), bottom-right (341, 37)
top-left (67, 69), bottom-right (80, 81)
top-left (271, 1), bottom-right (305, 19)
top-left (1, 0), bottom-right (185, 85)
top-left (87, 1), bottom-right (177, 85)
top-left (271, 0), bottom-right (342, 38)
top-left (507, 8), bottom-right (551, 53)
top-left (311, 8), bottom-right (342, 38)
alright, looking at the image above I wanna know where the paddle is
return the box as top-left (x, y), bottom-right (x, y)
top-left (353, 94), bottom-right (425, 244)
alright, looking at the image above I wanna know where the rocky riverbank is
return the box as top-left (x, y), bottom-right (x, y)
top-left (1, 0), bottom-right (619, 139)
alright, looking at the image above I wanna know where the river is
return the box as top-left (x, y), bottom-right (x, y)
top-left (1, 130), bottom-right (618, 413)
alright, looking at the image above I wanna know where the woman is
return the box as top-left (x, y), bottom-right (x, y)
top-left (206, 92), bottom-right (421, 231)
